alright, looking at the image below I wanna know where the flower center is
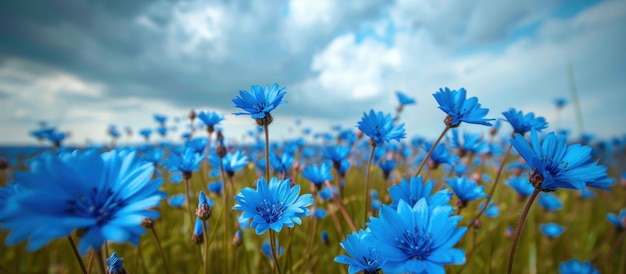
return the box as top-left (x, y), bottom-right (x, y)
top-left (396, 227), bottom-right (433, 260)
top-left (66, 187), bottom-right (126, 226)
top-left (256, 199), bottom-right (286, 224)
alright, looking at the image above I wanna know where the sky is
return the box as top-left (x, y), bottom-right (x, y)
top-left (1, 0), bottom-right (625, 145)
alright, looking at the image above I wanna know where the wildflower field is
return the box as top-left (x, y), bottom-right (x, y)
top-left (0, 86), bottom-right (624, 274)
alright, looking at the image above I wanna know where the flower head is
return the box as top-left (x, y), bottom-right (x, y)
top-left (502, 108), bottom-right (548, 135)
top-left (538, 193), bottom-right (563, 211)
top-left (0, 150), bottom-right (165, 254)
top-left (233, 177), bottom-right (313, 234)
top-left (389, 175), bottom-right (452, 209)
top-left (106, 252), bottom-right (127, 274)
top-left (396, 91), bottom-right (416, 106)
top-left (335, 229), bottom-right (385, 274)
top-left (506, 176), bottom-right (535, 198)
top-left (433, 87), bottom-right (493, 127)
top-left (559, 259), bottom-right (599, 274)
top-left (302, 162), bottom-right (334, 189)
top-left (367, 199), bottom-right (466, 273)
top-left (540, 223), bottom-right (564, 238)
top-left (510, 129), bottom-right (613, 191)
top-left (163, 147), bottom-right (203, 176)
top-left (606, 208), bottom-right (626, 231)
top-left (357, 110), bottom-right (406, 147)
top-left (197, 111), bottom-right (224, 129)
top-left (447, 176), bottom-right (487, 206)
top-left (232, 84), bottom-right (287, 125)
top-left (209, 150), bottom-right (248, 177)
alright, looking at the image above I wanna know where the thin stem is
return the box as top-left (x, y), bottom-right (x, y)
top-left (219, 160), bottom-right (229, 273)
top-left (66, 236), bottom-right (87, 274)
top-left (415, 126), bottom-right (450, 177)
top-left (324, 180), bottom-right (357, 231)
top-left (183, 176), bottom-right (194, 231)
top-left (363, 144), bottom-right (376, 225)
top-left (601, 230), bottom-right (626, 266)
top-left (264, 124), bottom-right (271, 182)
top-left (507, 188), bottom-right (541, 274)
top-left (202, 221), bottom-right (210, 274)
top-left (87, 250), bottom-right (94, 274)
top-left (269, 230), bottom-right (283, 274)
top-left (95, 249), bottom-right (106, 274)
top-left (282, 227), bottom-right (296, 273)
top-left (470, 143), bottom-right (513, 225)
top-left (150, 226), bottom-right (171, 274)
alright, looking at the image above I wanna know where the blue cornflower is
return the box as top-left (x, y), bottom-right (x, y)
top-left (169, 171), bottom-right (182, 184)
top-left (447, 176), bottom-right (487, 207)
top-left (168, 194), bottom-right (186, 208)
top-left (396, 91), bottom-right (416, 106)
top-left (314, 208), bottom-right (328, 219)
top-left (154, 114), bottom-right (168, 125)
top-left (323, 145), bottom-right (351, 165)
top-left (540, 223), bottom-right (564, 238)
top-left (0, 150), bottom-right (165, 254)
top-left (157, 126), bottom-right (168, 137)
top-left (321, 231), bottom-right (329, 245)
top-left (579, 187), bottom-right (595, 199)
top-left (606, 208), bottom-right (626, 231)
top-left (142, 149), bottom-right (163, 165)
top-left (335, 229), bottom-right (385, 274)
top-left (448, 129), bottom-right (489, 156)
top-left (261, 239), bottom-right (285, 259)
top-left (192, 218), bottom-right (204, 244)
top-left (233, 177), bottom-right (313, 234)
top-left (554, 98), bottom-right (568, 109)
top-left (0, 183), bottom-right (21, 213)
top-left (377, 158), bottom-right (396, 179)
top-left (367, 199), bottom-right (466, 273)
top-left (164, 147), bottom-right (203, 177)
top-left (433, 87), bottom-right (494, 127)
top-left (502, 108), bottom-right (548, 135)
top-left (559, 259), bottom-right (599, 274)
top-left (196, 191), bottom-right (213, 220)
top-left (506, 176), bottom-right (535, 198)
top-left (139, 128), bottom-right (152, 140)
top-left (301, 162), bottom-right (334, 189)
top-left (30, 127), bottom-right (56, 141)
top-left (389, 175), bottom-right (452, 209)
top-left (46, 132), bottom-right (67, 146)
top-left (319, 185), bottom-right (339, 201)
top-left (422, 142), bottom-right (454, 169)
top-left (510, 129), bottom-right (614, 191)
top-left (269, 152), bottom-right (295, 174)
top-left (538, 193), bottom-right (563, 211)
top-left (106, 252), bottom-right (126, 274)
top-left (209, 150), bottom-right (248, 177)
top-left (197, 111), bottom-right (224, 132)
top-left (232, 84), bottom-right (287, 125)
top-left (185, 138), bottom-right (208, 154)
top-left (479, 202), bottom-right (500, 218)
top-left (357, 110), bottom-right (406, 146)
top-left (371, 199), bottom-right (382, 211)
top-left (208, 181), bottom-right (223, 195)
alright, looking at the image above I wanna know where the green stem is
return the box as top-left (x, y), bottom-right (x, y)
top-left (150, 226), bottom-right (171, 274)
top-left (324, 180), bottom-right (357, 231)
top-left (470, 142), bottom-right (513, 225)
top-left (415, 126), bottom-right (450, 177)
top-left (601, 230), bottom-right (626, 266)
top-left (183, 176), bottom-right (194, 232)
top-left (264, 124), bottom-right (271, 182)
top-left (269, 230), bottom-right (283, 274)
top-left (66, 236), bottom-right (87, 274)
top-left (507, 188), bottom-right (541, 274)
top-left (219, 160), bottom-right (229, 273)
top-left (363, 144), bottom-right (376, 225)
top-left (95, 249), bottom-right (106, 274)
top-left (202, 220), bottom-right (210, 274)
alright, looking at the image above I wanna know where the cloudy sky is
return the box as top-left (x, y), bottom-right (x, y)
top-left (1, 0), bottom-right (625, 145)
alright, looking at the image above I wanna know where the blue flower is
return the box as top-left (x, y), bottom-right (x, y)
top-left (319, 185), bottom-right (340, 201)
top-left (208, 181), bottom-right (223, 195)
top-left (301, 162), bottom-right (334, 188)
top-left (377, 158), bottom-right (397, 178)
top-left (0, 183), bottom-right (21, 213)
top-left (388, 175), bottom-right (452, 209)
top-left (335, 229), bottom-right (385, 274)
top-left (396, 91), bottom-right (416, 106)
top-left (321, 231), bottom-right (329, 245)
top-left (538, 193), bottom-right (562, 211)
top-left (139, 128), bottom-right (152, 140)
top-left (0, 150), bottom-right (165, 254)
top-left (106, 252), bottom-right (126, 274)
top-left (323, 146), bottom-right (351, 164)
top-left (261, 239), bottom-right (285, 259)
top-left (422, 142), bottom-right (454, 168)
top-left (269, 152), bottom-right (295, 174)
top-left (554, 98), bottom-right (568, 109)
top-left (209, 150), bottom-right (248, 176)
top-left (168, 194), bottom-right (186, 208)
top-left (606, 208), bottom-right (626, 231)
top-left (232, 83), bottom-right (287, 120)
top-left (447, 177), bottom-right (487, 205)
top-left (164, 147), bottom-right (204, 175)
top-left (233, 177), bottom-right (314, 235)
top-left (169, 171), bottom-right (182, 184)
top-left (448, 129), bottom-right (489, 156)
top-left (154, 114), bottom-right (168, 125)
top-left (559, 259), bottom-right (599, 274)
top-left (185, 138), bottom-right (208, 154)
top-left (479, 202), bottom-right (500, 218)
top-left (510, 129), bottom-right (613, 191)
top-left (506, 176), bottom-right (535, 198)
top-left (502, 108), bottom-right (548, 135)
top-left (540, 223), bottom-right (564, 238)
top-left (197, 111), bottom-right (224, 128)
top-left (367, 199), bottom-right (466, 273)
top-left (314, 208), bottom-right (328, 219)
top-left (357, 110), bottom-right (406, 146)
top-left (192, 218), bottom-right (204, 244)
top-left (432, 87), bottom-right (494, 127)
